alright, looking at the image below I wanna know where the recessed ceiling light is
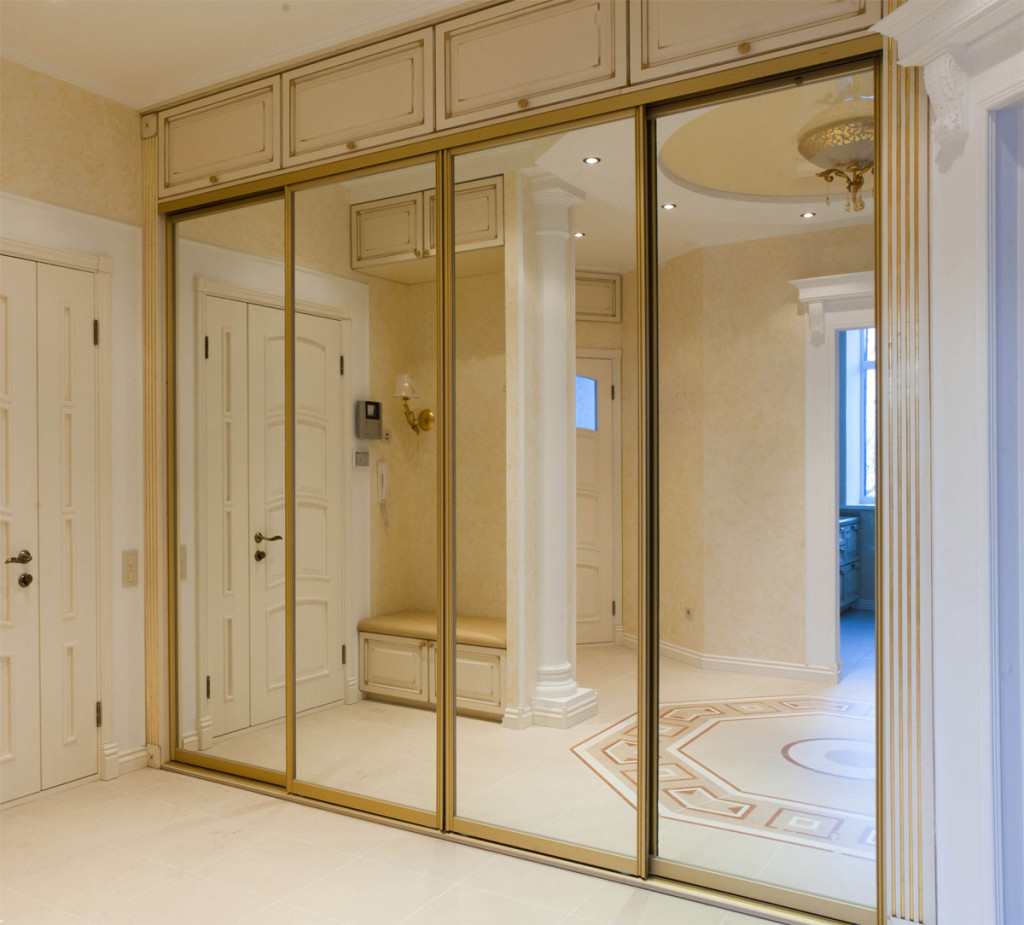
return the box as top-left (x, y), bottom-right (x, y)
top-left (573, 232), bottom-right (586, 238)
top-left (583, 156), bottom-right (601, 165)
top-left (801, 211), bottom-right (816, 219)
top-left (661, 203), bottom-right (677, 210)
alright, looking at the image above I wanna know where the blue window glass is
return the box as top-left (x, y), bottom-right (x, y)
top-left (576, 376), bottom-right (598, 430)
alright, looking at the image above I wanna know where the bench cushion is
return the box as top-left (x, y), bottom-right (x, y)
top-left (358, 610), bottom-right (506, 649)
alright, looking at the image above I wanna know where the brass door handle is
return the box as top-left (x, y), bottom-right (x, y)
top-left (5, 549), bottom-right (32, 565)
top-left (254, 532), bottom-right (282, 543)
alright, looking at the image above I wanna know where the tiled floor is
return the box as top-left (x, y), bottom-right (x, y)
top-left (1, 767), bottom-right (771, 924)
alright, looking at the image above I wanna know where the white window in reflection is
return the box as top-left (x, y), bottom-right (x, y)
top-left (576, 375), bottom-right (598, 430)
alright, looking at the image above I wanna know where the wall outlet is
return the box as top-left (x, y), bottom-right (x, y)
top-left (383, 428), bottom-right (392, 443)
top-left (354, 450), bottom-right (369, 467)
top-left (122, 549), bottom-right (139, 587)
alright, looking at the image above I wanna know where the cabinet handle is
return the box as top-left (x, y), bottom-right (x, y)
top-left (413, 248), bottom-right (421, 257)
top-left (346, 141), bottom-right (356, 150)
top-left (517, 98), bottom-right (529, 109)
top-left (5, 549), bottom-right (32, 565)
top-left (737, 42), bottom-right (751, 55)
top-left (209, 174), bottom-right (219, 184)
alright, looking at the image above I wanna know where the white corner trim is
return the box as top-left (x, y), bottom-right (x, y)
top-left (791, 271), bottom-right (874, 342)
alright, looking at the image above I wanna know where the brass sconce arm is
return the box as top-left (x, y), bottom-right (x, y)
top-left (400, 396), bottom-right (435, 435)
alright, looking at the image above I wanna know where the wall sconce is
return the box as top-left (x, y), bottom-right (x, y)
top-left (394, 373), bottom-right (435, 434)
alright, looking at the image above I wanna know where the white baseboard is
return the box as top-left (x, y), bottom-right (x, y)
top-left (146, 743), bottom-right (162, 768)
top-left (345, 675), bottom-right (361, 704)
top-left (118, 747), bottom-right (149, 774)
top-left (180, 731), bottom-right (199, 752)
top-left (853, 598), bottom-right (876, 611)
top-left (502, 705), bottom-right (534, 729)
top-left (618, 632), bottom-right (838, 683)
top-left (101, 741), bottom-right (119, 780)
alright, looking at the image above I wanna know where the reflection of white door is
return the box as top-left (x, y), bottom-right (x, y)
top-left (575, 354), bottom-right (618, 645)
top-left (200, 296), bottom-right (346, 738)
top-left (1, 256), bottom-right (99, 802)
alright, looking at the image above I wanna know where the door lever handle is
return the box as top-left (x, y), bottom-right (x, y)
top-left (254, 532), bottom-right (282, 544)
top-left (5, 549), bottom-right (32, 565)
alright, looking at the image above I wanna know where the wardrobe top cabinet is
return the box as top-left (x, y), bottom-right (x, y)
top-left (436, 0), bottom-right (627, 129)
top-left (283, 29), bottom-right (434, 168)
top-left (158, 77), bottom-right (280, 199)
top-left (629, 0), bottom-right (882, 84)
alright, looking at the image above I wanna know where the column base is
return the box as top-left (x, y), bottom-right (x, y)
top-left (532, 686), bottom-right (598, 728)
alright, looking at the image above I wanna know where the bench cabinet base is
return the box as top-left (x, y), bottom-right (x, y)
top-left (359, 632), bottom-right (505, 719)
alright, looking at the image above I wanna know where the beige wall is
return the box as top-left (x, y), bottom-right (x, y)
top-left (658, 223), bottom-right (874, 665)
top-left (0, 59), bottom-right (141, 226)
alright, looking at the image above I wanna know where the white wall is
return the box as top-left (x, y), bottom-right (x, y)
top-left (1, 191), bottom-right (146, 764)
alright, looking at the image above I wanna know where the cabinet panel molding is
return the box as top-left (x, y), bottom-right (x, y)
top-left (159, 77), bottom-right (280, 198)
top-left (575, 271), bottom-right (621, 323)
top-left (351, 192), bottom-right (424, 268)
top-left (629, 0), bottom-right (881, 85)
top-left (437, 0), bottom-right (627, 129)
top-left (425, 176), bottom-right (504, 255)
top-left (284, 29), bottom-right (434, 167)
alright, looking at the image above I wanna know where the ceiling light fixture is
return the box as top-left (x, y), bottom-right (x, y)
top-left (661, 203), bottom-right (677, 210)
top-left (801, 212), bottom-right (816, 219)
top-left (573, 232), bottom-right (586, 238)
top-left (582, 156), bottom-right (601, 165)
top-left (797, 77), bottom-right (874, 212)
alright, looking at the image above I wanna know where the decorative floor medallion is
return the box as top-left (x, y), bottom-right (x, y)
top-left (572, 696), bottom-right (876, 858)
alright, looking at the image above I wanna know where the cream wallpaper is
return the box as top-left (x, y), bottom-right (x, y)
top-left (658, 223), bottom-right (874, 665)
top-left (0, 60), bottom-right (141, 226)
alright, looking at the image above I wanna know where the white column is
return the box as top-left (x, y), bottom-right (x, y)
top-left (526, 172), bottom-right (598, 727)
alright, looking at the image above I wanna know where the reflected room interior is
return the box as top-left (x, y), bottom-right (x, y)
top-left (173, 66), bottom-right (877, 908)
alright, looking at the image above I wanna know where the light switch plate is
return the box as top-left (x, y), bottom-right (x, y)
top-left (122, 549), bottom-right (139, 587)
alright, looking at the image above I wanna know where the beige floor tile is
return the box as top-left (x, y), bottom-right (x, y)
top-left (282, 808), bottom-right (414, 855)
top-left (5, 783), bottom-right (122, 824)
top-left (362, 835), bottom-right (493, 882)
top-left (14, 845), bottom-right (180, 919)
top-left (56, 794), bottom-right (197, 846)
top-left (0, 886), bottom-right (91, 924)
top-left (288, 857), bottom-right (453, 925)
top-left (117, 808), bottom-right (267, 871)
top-left (472, 852), bottom-right (602, 912)
top-left (237, 901), bottom-right (343, 924)
top-left (571, 881), bottom-right (728, 925)
top-left (397, 882), bottom-right (566, 925)
top-left (87, 873), bottom-right (267, 925)
top-left (200, 833), bottom-right (355, 899)
top-left (0, 817), bottom-right (102, 885)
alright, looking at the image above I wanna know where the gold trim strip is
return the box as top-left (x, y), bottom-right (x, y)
top-left (143, 131), bottom-right (164, 762)
top-left (437, 149), bottom-right (456, 831)
top-left (284, 190), bottom-right (297, 788)
top-left (157, 37), bottom-right (883, 215)
top-left (878, 15), bottom-right (934, 923)
top-left (650, 857), bottom-right (874, 925)
top-left (169, 750), bottom-right (286, 787)
top-left (290, 779), bottom-right (437, 828)
top-left (452, 817), bottom-right (634, 874)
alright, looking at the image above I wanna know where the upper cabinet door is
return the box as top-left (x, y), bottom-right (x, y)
top-left (159, 77), bottom-right (280, 199)
top-left (351, 192), bottom-right (424, 269)
top-left (424, 176), bottom-right (505, 256)
top-left (629, 0), bottom-right (881, 85)
top-left (284, 30), bottom-right (434, 168)
top-left (436, 0), bottom-right (627, 129)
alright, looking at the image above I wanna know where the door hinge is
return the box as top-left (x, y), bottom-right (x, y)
top-left (206, 675), bottom-right (211, 699)
top-left (611, 384), bottom-right (615, 400)
top-left (93, 319), bottom-right (99, 346)
top-left (95, 701), bottom-right (102, 727)
top-left (340, 355), bottom-right (345, 376)
top-left (342, 644), bottom-right (347, 665)
top-left (204, 336), bottom-right (209, 359)
top-left (612, 600), bottom-right (616, 616)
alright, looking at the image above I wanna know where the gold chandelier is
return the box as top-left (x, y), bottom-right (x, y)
top-left (797, 88), bottom-right (874, 212)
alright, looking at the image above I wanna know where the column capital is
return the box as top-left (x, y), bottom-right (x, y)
top-left (523, 168), bottom-right (586, 236)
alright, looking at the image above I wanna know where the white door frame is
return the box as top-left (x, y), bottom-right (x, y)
top-left (793, 271), bottom-right (874, 677)
top-left (0, 237), bottom-right (116, 784)
top-left (191, 277), bottom-right (354, 746)
top-left (575, 348), bottom-right (623, 641)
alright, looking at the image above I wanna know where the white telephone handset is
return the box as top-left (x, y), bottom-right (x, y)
top-left (377, 460), bottom-right (390, 526)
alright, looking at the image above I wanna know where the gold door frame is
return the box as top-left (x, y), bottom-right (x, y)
top-left (146, 30), bottom-right (934, 925)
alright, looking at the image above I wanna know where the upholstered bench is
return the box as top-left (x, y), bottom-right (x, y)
top-left (357, 611), bottom-right (506, 719)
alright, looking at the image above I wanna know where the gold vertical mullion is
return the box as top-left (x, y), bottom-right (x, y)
top-left (636, 104), bottom-right (656, 880)
top-left (438, 149), bottom-right (456, 831)
top-left (285, 188), bottom-right (296, 788)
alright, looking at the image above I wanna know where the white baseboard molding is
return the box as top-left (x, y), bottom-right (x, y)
top-left (618, 632), bottom-right (838, 683)
top-left (853, 598), bottom-right (876, 611)
top-left (502, 704), bottom-right (534, 729)
top-left (180, 731), bottom-right (199, 752)
top-left (118, 746), bottom-right (149, 774)
top-left (101, 740), bottom-right (119, 780)
top-left (146, 743), bottom-right (163, 768)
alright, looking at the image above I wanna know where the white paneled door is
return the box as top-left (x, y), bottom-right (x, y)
top-left (575, 355), bottom-right (617, 645)
top-left (201, 297), bottom-right (346, 739)
top-left (1, 256), bottom-right (99, 803)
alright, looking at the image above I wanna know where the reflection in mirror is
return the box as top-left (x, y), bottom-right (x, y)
top-left (452, 118), bottom-right (639, 858)
top-left (654, 68), bottom-right (876, 909)
top-left (174, 198), bottom-right (286, 773)
top-left (292, 162), bottom-right (437, 812)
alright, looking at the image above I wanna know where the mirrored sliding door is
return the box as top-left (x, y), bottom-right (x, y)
top-left (173, 197), bottom-right (287, 777)
top-left (652, 67), bottom-right (877, 919)
top-left (291, 161), bottom-right (439, 816)
top-left (451, 117), bottom-right (640, 864)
